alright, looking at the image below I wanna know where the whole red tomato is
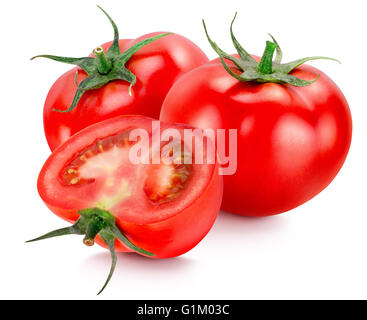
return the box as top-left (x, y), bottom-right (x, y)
top-left (160, 15), bottom-right (352, 216)
top-left (33, 7), bottom-right (208, 151)
top-left (30, 115), bottom-right (223, 293)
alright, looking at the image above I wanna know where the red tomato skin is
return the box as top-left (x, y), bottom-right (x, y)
top-left (160, 59), bottom-right (352, 216)
top-left (44, 35), bottom-right (208, 151)
top-left (38, 115), bottom-right (223, 258)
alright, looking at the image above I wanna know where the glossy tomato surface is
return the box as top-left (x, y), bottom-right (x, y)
top-left (160, 58), bottom-right (352, 216)
top-left (44, 34), bottom-right (208, 151)
top-left (38, 115), bottom-right (223, 258)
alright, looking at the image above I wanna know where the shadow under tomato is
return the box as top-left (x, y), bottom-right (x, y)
top-left (206, 210), bottom-right (288, 241)
top-left (80, 211), bottom-right (288, 282)
top-left (82, 250), bottom-right (196, 275)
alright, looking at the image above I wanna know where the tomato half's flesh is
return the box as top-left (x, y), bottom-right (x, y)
top-left (38, 115), bottom-right (223, 258)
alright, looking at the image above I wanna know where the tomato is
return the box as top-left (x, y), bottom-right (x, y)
top-left (160, 17), bottom-right (352, 217)
top-left (32, 115), bottom-right (223, 293)
top-left (35, 7), bottom-right (208, 151)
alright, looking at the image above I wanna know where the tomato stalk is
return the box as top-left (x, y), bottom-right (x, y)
top-left (203, 13), bottom-right (340, 87)
top-left (30, 6), bottom-right (170, 112)
top-left (27, 207), bottom-right (154, 295)
top-left (257, 41), bottom-right (277, 74)
top-left (93, 47), bottom-right (112, 75)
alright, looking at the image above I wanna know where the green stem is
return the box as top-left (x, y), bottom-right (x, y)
top-left (83, 216), bottom-right (105, 246)
top-left (257, 41), bottom-right (277, 74)
top-left (26, 207), bottom-right (154, 295)
top-left (94, 47), bottom-right (112, 74)
top-left (203, 13), bottom-right (339, 87)
top-left (31, 7), bottom-right (170, 112)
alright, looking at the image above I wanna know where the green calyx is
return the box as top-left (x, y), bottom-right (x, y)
top-left (203, 13), bottom-right (340, 87)
top-left (31, 6), bottom-right (170, 113)
top-left (26, 207), bottom-right (154, 295)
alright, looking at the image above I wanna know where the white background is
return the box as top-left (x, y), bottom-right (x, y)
top-left (0, 0), bottom-right (366, 299)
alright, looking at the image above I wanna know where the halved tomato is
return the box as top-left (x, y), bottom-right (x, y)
top-left (31, 115), bottom-right (223, 294)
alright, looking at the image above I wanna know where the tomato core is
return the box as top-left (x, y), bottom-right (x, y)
top-left (60, 128), bottom-right (193, 212)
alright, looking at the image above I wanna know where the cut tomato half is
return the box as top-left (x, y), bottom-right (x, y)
top-left (31, 115), bottom-right (223, 294)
